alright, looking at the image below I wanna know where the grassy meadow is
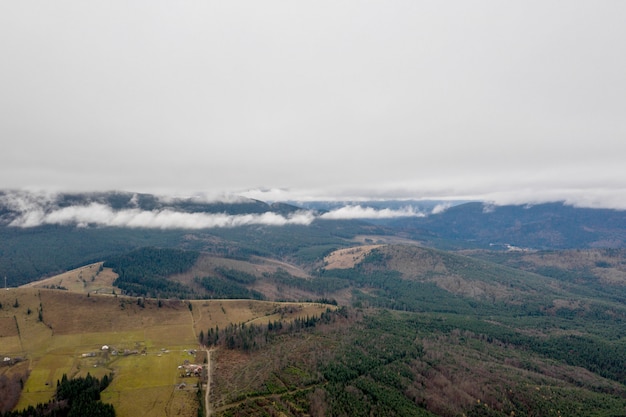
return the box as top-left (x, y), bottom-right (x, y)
top-left (0, 287), bottom-right (331, 416)
top-left (20, 262), bottom-right (119, 295)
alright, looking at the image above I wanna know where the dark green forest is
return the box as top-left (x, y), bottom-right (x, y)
top-left (1, 374), bottom-right (114, 417)
top-left (0, 219), bottom-right (369, 287)
top-left (104, 247), bottom-right (200, 298)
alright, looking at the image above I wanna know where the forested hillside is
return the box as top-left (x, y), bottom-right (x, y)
top-left (207, 307), bottom-right (626, 417)
top-left (388, 202), bottom-right (626, 249)
top-left (3, 193), bottom-right (626, 286)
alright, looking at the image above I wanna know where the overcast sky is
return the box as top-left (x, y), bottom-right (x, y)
top-left (1, 1), bottom-right (625, 208)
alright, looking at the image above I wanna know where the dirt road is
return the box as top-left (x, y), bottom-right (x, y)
top-left (205, 348), bottom-right (213, 417)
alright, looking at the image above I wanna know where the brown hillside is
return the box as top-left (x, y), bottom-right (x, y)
top-left (376, 245), bottom-right (448, 277)
top-left (167, 254), bottom-right (311, 293)
top-left (20, 262), bottom-right (119, 295)
top-left (323, 245), bottom-right (383, 269)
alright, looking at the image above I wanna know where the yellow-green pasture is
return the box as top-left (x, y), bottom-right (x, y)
top-left (17, 349), bottom-right (75, 408)
top-left (1, 289), bottom-right (199, 416)
top-left (190, 298), bottom-right (336, 333)
top-left (14, 329), bottom-right (198, 413)
top-left (1, 288), bottom-right (333, 416)
top-left (103, 348), bottom-right (199, 417)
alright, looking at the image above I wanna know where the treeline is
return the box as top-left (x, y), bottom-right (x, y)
top-left (1, 373), bottom-right (114, 417)
top-left (213, 267), bottom-right (257, 284)
top-left (105, 247), bottom-right (199, 298)
top-left (194, 266), bottom-right (263, 299)
top-left (266, 269), bottom-right (350, 295)
top-left (113, 275), bottom-right (194, 299)
top-left (195, 276), bottom-right (263, 300)
top-left (199, 308), bottom-right (345, 352)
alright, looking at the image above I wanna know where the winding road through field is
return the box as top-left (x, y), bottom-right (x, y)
top-left (205, 348), bottom-right (213, 417)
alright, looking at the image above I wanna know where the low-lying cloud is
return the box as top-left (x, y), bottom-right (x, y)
top-left (1, 192), bottom-right (427, 229)
top-left (7, 203), bottom-right (317, 229)
top-left (320, 205), bottom-right (426, 220)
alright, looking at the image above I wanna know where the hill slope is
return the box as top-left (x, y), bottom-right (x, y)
top-left (388, 202), bottom-right (626, 249)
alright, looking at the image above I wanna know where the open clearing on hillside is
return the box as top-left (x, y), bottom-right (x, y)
top-left (322, 245), bottom-right (383, 269)
top-left (0, 288), bottom-right (332, 417)
top-left (168, 253), bottom-right (311, 290)
top-left (20, 262), bottom-right (119, 295)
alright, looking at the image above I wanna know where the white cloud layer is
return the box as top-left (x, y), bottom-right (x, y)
top-left (6, 203), bottom-right (316, 229)
top-left (320, 205), bottom-right (426, 220)
top-left (1, 192), bottom-right (428, 229)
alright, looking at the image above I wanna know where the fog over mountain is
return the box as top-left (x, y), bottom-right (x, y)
top-left (0, 190), bottom-right (433, 229)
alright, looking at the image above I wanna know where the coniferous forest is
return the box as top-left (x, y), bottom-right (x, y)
top-left (1, 374), bottom-right (114, 417)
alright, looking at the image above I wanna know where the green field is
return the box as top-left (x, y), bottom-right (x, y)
top-left (0, 288), bottom-right (332, 416)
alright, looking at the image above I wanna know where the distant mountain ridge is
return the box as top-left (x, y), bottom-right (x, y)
top-left (0, 190), bottom-right (303, 222)
top-left (3, 190), bottom-right (625, 250)
top-left (388, 201), bottom-right (626, 249)
top-left (1, 190), bottom-right (626, 286)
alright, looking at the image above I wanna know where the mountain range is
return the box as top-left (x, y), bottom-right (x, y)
top-left (1, 191), bottom-right (625, 285)
top-left (3, 190), bottom-right (626, 416)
